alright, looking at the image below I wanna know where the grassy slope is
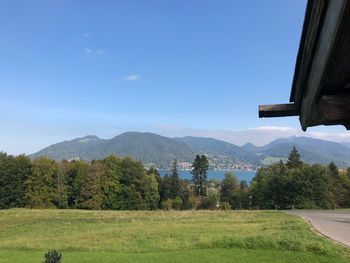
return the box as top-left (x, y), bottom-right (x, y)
top-left (0, 209), bottom-right (349, 263)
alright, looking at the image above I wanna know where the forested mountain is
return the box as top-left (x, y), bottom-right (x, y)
top-left (175, 136), bottom-right (260, 164)
top-left (252, 136), bottom-right (350, 167)
top-left (31, 132), bottom-right (195, 167)
top-left (30, 132), bottom-right (350, 168)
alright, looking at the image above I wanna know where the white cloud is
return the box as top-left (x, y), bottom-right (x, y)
top-left (84, 48), bottom-right (92, 54)
top-left (123, 74), bottom-right (141, 81)
top-left (254, 126), bottom-right (295, 132)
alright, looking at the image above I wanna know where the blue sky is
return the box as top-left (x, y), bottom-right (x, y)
top-left (1, 0), bottom-right (349, 154)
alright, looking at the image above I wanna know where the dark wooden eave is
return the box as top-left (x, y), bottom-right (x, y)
top-left (259, 0), bottom-right (350, 131)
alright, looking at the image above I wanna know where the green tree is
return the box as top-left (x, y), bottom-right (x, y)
top-left (27, 157), bottom-right (67, 208)
top-left (191, 154), bottom-right (209, 196)
top-left (118, 185), bottom-right (143, 210)
top-left (143, 172), bottom-right (160, 210)
top-left (118, 157), bottom-right (159, 210)
top-left (220, 172), bottom-right (238, 208)
top-left (101, 156), bottom-right (121, 209)
top-left (327, 162), bottom-right (350, 208)
top-left (287, 146), bottom-right (303, 168)
top-left (251, 163), bottom-right (289, 209)
top-left (292, 164), bottom-right (330, 209)
top-left (237, 180), bottom-right (250, 209)
top-left (160, 159), bottom-right (182, 202)
top-left (147, 167), bottom-right (162, 187)
top-left (251, 161), bottom-right (332, 209)
top-left (179, 180), bottom-right (192, 209)
top-left (64, 160), bottom-right (89, 208)
top-left (78, 162), bottom-right (104, 210)
top-left (0, 153), bottom-right (31, 209)
top-left (169, 159), bottom-right (181, 198)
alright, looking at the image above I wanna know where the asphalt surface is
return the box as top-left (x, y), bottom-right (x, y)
top-left (287, 210), bottom-right (350, 247)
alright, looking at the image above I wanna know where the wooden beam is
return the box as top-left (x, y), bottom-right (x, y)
top-left (300, 0), bottom-right (349, 130)
top-left (290, 0), bottom-right (327, 105)
top-left (306, 95), bottom-right (350, 129)
top-left (259, 103), bottom-right (298, 118)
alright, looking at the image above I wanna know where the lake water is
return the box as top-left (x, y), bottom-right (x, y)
top-left (158, 169), bottom-right (256, 184)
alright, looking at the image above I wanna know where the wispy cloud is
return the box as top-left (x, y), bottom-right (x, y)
top-left (123, 74), bottom-right (141, 81)
top-left (95, 49), bottom-right (104, 55)
top-left (157, 123), bottom-right (181, 131)
top-left (84, 48), bottom-right (105, 55)
top-left (83, 32), bottom-right (91, 38)
top-left (254, 126), bottom-right (295, 132)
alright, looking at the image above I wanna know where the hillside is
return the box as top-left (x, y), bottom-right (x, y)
top-left (175, 136), bottom-right (260, 165)
top-left (31, 132), bottom-right (195, 168)
top-left (255, 136), bottom-right (350, 167)
top-left (30, 132), bottom-right (350, 168)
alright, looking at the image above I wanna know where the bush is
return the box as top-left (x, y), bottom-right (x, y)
top-left (220, 201), bottom-right (231, 210)
top-left (42, 250), bottom-right (62, 263)
top-left (189, 195), bottom-right (200, 210)
top-left (294, 199), bottom-right (320, 210)
top-left (172, 197), bottom-right (183, 210)
top-left (162, 199), bottom-right (173, 211)
top-left (198, 196), bottom-right (218, 210)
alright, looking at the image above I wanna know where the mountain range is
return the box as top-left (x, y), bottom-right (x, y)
top-left (30, 132), bottom-right (350, 168)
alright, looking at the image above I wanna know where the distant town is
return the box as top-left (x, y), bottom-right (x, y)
top-left (176, 157), bottom-right (255, 171)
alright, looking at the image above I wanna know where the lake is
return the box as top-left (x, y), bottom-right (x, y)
top-left (158, 169), bottom-right (256, 184)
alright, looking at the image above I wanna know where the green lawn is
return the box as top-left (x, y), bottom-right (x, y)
top-left (0, 209), bottom-right (349, 263)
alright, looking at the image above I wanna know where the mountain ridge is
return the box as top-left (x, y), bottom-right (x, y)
top-left (30, 132), bottom-right (350, 168)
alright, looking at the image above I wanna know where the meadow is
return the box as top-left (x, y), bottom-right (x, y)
top-left (0, 209), bottom-right (349, 263)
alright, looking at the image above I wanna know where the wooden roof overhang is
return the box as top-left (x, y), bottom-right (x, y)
top-left (259, 0), bottom-right (350, 131)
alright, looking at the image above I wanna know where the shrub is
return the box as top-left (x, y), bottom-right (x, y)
top-left (189, 195), bottom-right (201, 210)
top-left (42, 250), bottom-right (62, 263)
top-left (172, 197), bottom-right (183, 210)
top-left (162, 199), bottom-right (173, 211)
top-left (220, 201), bottom-right (231, 210)
top-left (199, 193), bottom-right (219, 210)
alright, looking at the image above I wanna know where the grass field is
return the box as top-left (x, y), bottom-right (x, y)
top-left (0, 209), bottom-right (349, 263)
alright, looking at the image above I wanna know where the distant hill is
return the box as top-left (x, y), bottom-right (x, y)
top-left (255, 136), bottom-right (350, 167)
top-left (31, 132), bottom-right (196, 168)
top-left (30, 132), bottom-right (350, 168)
top-left (175, 136), bottom-right (260, 164)
top-left (342, 142), bottom-right (350, 149)
top-left (241, 143), bottom-right (260, 152)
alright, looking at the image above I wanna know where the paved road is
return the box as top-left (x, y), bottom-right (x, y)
top-left (287, 210), bottom-right (350, 247)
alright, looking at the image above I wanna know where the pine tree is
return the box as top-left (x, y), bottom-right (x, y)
top-left (169, 159), bottom-right (181, 198)
top-left (287, 146), bottom-right (303, 168)
top-left (191, 155), bottom-right (209, 196)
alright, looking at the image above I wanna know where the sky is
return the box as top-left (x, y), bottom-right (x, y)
top-left (1, 0), bottom-right (350, 155)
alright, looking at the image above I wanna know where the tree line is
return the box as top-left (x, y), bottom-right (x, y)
top-left (250, 147), bottom-right (350, 209)
top-left (1, 147), bottom-right (350, 210)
